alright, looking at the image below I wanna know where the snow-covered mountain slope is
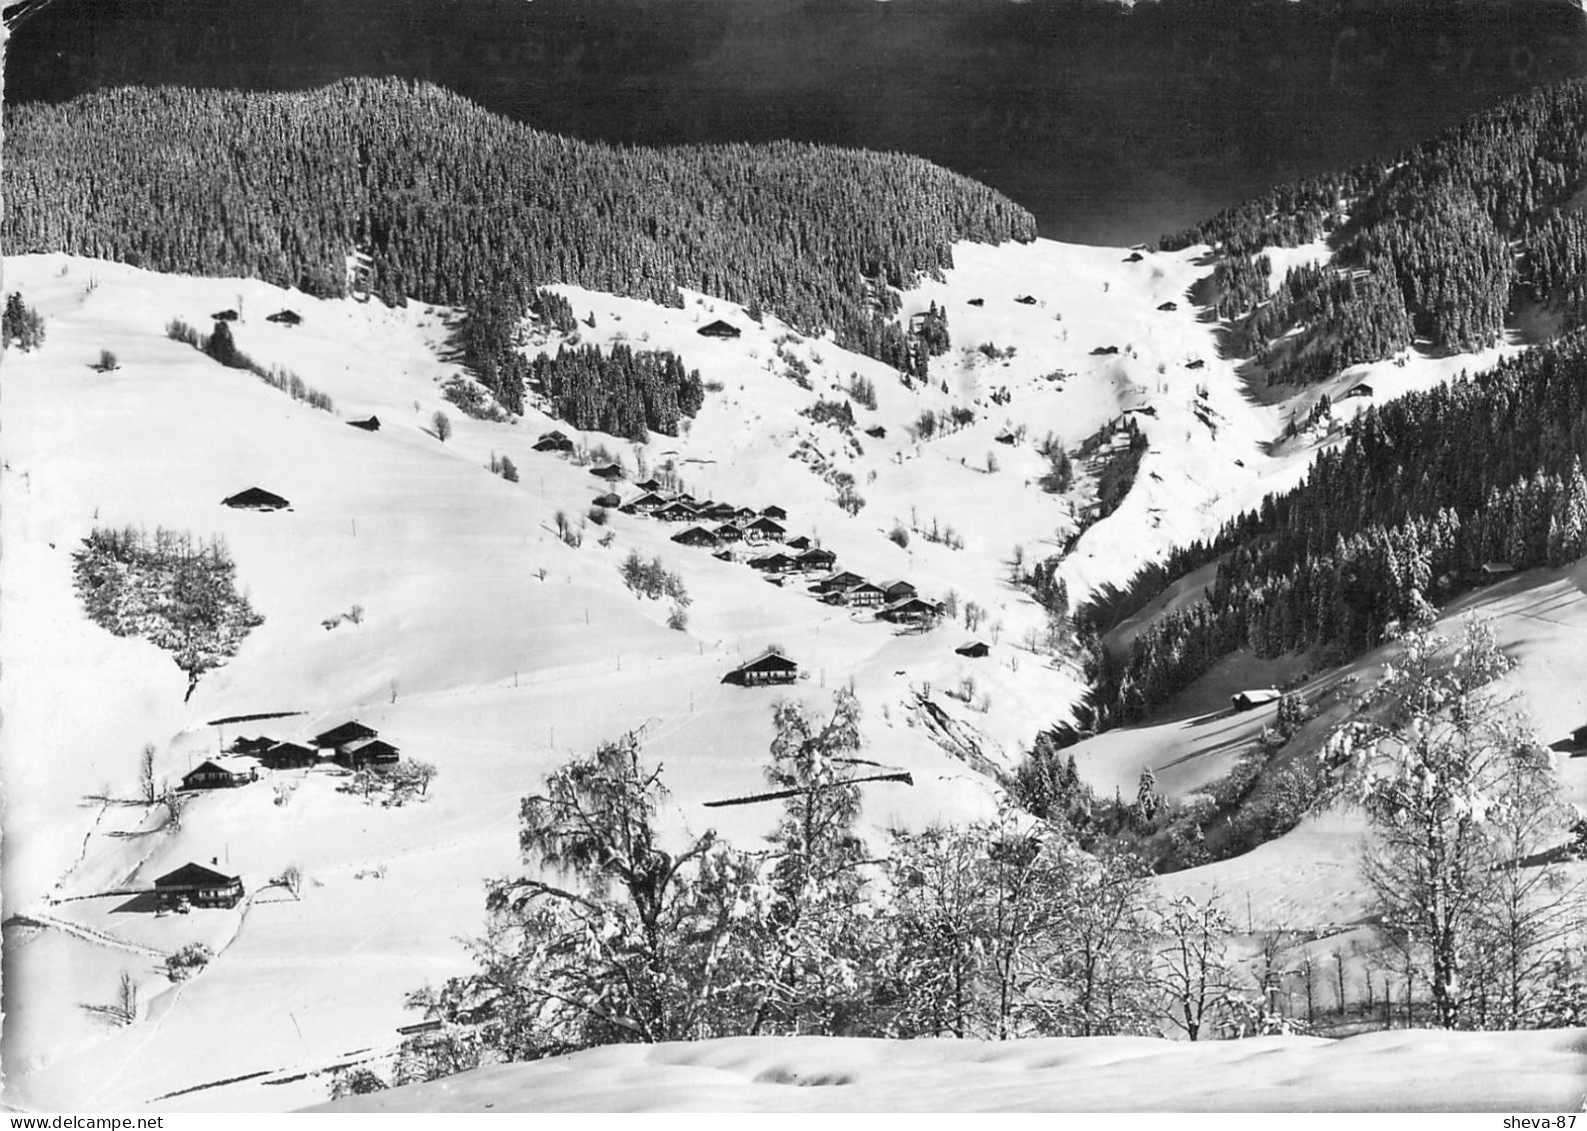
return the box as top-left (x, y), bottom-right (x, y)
top-left (311, 1028), bottom-right (1587, 1113)
top-left (0, 242), bottom-right (1542, 1111)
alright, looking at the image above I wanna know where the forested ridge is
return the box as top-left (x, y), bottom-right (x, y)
top-left (1079, 335), bottom-right (1587, 732)
top-left (2, 78), bottom-right (1035, 406)
top-left (1167, 81), bottom-right (1587, 384)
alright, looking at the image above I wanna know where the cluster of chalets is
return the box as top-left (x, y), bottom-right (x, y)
top-left (596, 479), bottom-right (944, 631)
top-left (181, 719), bottom-right (400, 793)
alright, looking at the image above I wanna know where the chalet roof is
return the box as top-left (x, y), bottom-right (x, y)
top-left (749, 553), bottom-right (794, 570)
top-left (848, 581), bottom-right (886, 596)
top-left (799, 548), bottom-right (838, 562)
top-left (590, 465), bottom-right (626, 480)
top-left (211, 309), bottom-right (238, 322)
top-left (265, 309), bottom-right (302, 324)
top-left (878, 579), bottom-right (917, 595)
top-left (348, 415), bottom-right (381, 431)
top-left (819, 569), bottom-right (865, 587)
top-left (1231, 688), bottom-right (1282, 707)
top-left (155, 862), bottom-right (240, 889)
top-left (627, 492), bottom-right (669, 508)
top-left (656, 502), bottom-right (699, 518)
top-left (672, 526), bottom-right (720, 545)
top-left (1481, 562), bottom-right (1517, 575)
top-left (593, 493), bottom-right (622, 507)
top-left (697, 319), bottom-right (742, 339)
top-left (184, 759), bottom-right (235, 780)
top-left (635, 477), bottom-right (664, 491)
top-left (785, 535), bottom-right (812, 550)
top-left (222, 487), bottom-right (291, 510)
top-left (230, 736), bottom-right (276, 754)
top-left (737, 650), bottom-right (798, 674)
top-left (715, 523), bottom-right (743, 536)
top-left (956, 641), bottom-right (990, 657)
top-left (313, 720), bottom-right (377, 747)
top-left (262, 741), bottom-right (316, 759)
top-left (761, 505), bottom-right (788, 519)
top-left (882, 597), bottom-right (939, 616)
top-left (748, 517), bottom-right (786, 533)
top-left (344, 737), bottom-right (400, 757)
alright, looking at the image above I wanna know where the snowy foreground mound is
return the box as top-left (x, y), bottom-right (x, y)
top-left (314, 1030), bottom-right (1587, 1112)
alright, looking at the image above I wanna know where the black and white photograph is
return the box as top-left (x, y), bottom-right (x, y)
top-left (2, 0), bottom-right (1587, 1114)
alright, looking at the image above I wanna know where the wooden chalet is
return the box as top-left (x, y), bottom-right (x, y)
top-left (339, 736), bottom-right (400, 768)
top-left (995, 431), bottom-right (1017, 446)
top-left (879, 597), bottom-right (941, 626)
top-left (222, 487), bottom-right (291, 511)
top-left (879, 580), bottom-right (918, 603)
top-left (181, 759), bottom-right (257, 791)
top-left (265, 309), bottom-right (303, 326)
top-left (1346, 383), bottom-right (1374, 399)
top-left (749, 552), bottom-right (797, 574)
top-left (715, 523), bottom-right (745, 543)
top-left (635, 477), bottom-right (665, 492)
top-left (257, 741), bottom-right (318, 770)
top-left (1015, 294), bottom-right (1038, 304)
top-left (785, 535), bottom-right (813, 551)
top-left (697, 319), bottom-right (742, 339)
top-left (1157, 301), bottom-right (1179, 311)
top-left (590, 464), bottom-right (626, 481)
top-left (813, 569), bottom-right (865, 594)
top-left (797, 548), bottom-right (839, 573)
top-left (348, 416), bottom-right (381, 432)
top-left (1479, 562), bottom-right (1517, 581)
top-left (734, 506), bottom-right (759, 522)
top-left (625, 492), bottom-right (670, 514)
top-left (154, 863), bottom-right (244, 910)
top-left (1186, 359), bottom-right (1206, 370)
top-left (746, 517), bottom-right (786, 543)
top-left (761, 505), bottom-right (788, 521)
top-left (210, 309), bottom-right (239, 322)
top-left (844, 581), bottom-right (887, 607)
top-left (313, 720), bottom-right (378, 758)
top-left (723, 650), bottom-right (799, 687)
top-left (702, 502), bottom-right (737, 522)
top-left (229, 736), bottom-right (276, 755)
top-left (533, 431), bottom-right (574, 453)
top-left (655, 501), bottom-right (699, 523)
top-left (956, 641), bottom-right (991, 658)
top-left (672, 526), bottom-right (721, 548)
top-left (592, 492), bottom-right (623, 508)
top-left (865, 426), bottom-right (887, 439)
top-left (1230, 688), bottom-right (1282, 712)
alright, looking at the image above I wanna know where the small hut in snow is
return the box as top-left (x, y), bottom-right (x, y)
top-left (697, 319), bottom-right (742, 339)
top-left (222, 487), bottom-right (291, 511)
top-left (723, 650), bottom-right (799, 687)
top-left (1230, 689), bottom-right (1282, 712)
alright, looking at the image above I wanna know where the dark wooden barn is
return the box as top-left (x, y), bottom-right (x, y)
top-left (313, 721), bottom-right (378, 760)
top-left (592, 492), bottom-right (623, 508)
top-left (697, 319), bottom-right (742, 339)
top-left (534, 431), bottom-right (574, 453)
top-left (590, 464), bottom-right (626, 481)
top-left (339, 736), bottom-right (401, 768)
top-left (210, 309), bottom-right (238, 322)
top-left (181, 759), bottom-right (257, 790)
top-left (348, 416), bottom-right (381, 432)
top-left (222, 487), bottom-right (291, 511)
top-left (879, 597), bottom-right (941, 626)
top-left (257, 741), bottom-right (318, 770)
top-left (265, 309), bottom-right (303, 326)
top-left (956, 641), bottom-right (990, 658)
top-left (154, 863), bottom-right (244, 910)
top-left (655, 502), bottom-right (699, 523)
top-left (761, 505), bottom-right (788, 521)
top-left (672, 526), bottom-right (721, 548)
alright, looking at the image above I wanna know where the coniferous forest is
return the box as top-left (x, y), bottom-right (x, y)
top-left (1, 78), bottom-right (1035, 419)
top-left (1169, 81), bottom-right (1587, 385)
